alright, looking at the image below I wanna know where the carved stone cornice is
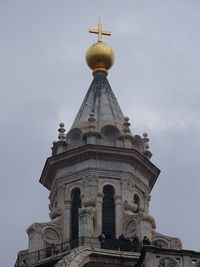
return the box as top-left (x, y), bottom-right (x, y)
top-left (40, 144), bottom-right (160, 191)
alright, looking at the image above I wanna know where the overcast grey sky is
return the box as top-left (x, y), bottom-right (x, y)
top-left (1, 1), bottom-right (200, 266)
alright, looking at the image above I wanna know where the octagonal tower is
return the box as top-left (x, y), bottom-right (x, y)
top-left (15, 22), bottom-right (184, 267)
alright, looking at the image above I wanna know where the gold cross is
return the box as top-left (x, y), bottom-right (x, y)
top-left (89, 20), bottom-right (111, 42)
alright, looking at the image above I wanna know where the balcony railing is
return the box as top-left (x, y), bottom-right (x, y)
top-left (15, 237), bottom-right (141, 267)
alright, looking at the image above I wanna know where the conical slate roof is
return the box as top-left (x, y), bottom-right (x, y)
top-left (71, 73), bottom-right (126, 133)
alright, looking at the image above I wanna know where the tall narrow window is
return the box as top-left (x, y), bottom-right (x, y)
top-left (102, 185), bottom-right (115, 239)
top-left (134, 194), bottom-right (140, 213)
top-left (70, 188), bottom-right (81, 246)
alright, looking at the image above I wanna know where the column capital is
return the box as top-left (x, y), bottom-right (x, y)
top-left (114, 194), bottom-right (122, 204)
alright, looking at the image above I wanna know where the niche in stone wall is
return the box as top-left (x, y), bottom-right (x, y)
top-left (66, 128), bottom-right (83, 149)
top-left (101, 125), bottom-right (119, 142)
top-left (133, 194), bottom-right (140, 212)
top-left (102, 185), bottom-right (115, 239)
top-left (70, 187), bottom-right (81, 245)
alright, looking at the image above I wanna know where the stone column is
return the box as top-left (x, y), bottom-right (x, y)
top-left (79, 207), bottom-right (95, 238)
top-left (183, 255), bottom-right (191, 267)
top-left (64, 200), bottom-right (71, 242)
top-left (79, 207), bottom-right (97, 247)
top-left (114, 194), bottom-right (122, 238)
top-left (27, 224), bottom-right (43, 252)
top-left (95, 192), bottom-right (104, 236)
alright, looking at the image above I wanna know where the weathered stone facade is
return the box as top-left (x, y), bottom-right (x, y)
top-left (15, 28), bottom-right (198, 266)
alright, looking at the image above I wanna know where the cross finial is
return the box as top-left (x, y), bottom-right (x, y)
top-left (89, 19), bottom-right (111, 42)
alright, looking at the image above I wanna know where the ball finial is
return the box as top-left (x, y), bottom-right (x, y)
top-left (86, 21), bottom-right (114, 76)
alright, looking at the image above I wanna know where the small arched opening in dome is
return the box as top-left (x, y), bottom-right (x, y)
top-left (66, 128), bottom-right (83, 149)
top-left (101, 125), bottom-right (119, 145)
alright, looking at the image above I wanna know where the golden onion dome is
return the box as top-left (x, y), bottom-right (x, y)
top-left (86, 21), bottom-right (114, 76)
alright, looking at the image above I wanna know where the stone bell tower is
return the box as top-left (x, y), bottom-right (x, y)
top-left (15, 22), bottom-right (185, 267)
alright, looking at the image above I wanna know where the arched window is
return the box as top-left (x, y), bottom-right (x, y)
top-left (134, 194), bottom-right (140, 213)
top-left (102, 185), bottom-right (115, 239)
top-left (70, 188), bottom-right (81, 246)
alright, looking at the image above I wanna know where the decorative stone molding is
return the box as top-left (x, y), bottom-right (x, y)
top-left (81, 173), bottom-right (98, 207)
top-left (159, 257), bottom-right (178, 267)
top-left (55, 247), bottom-right (90, 267)
top-left (49, 207), bottom-right (62, 220)
top-left (133, 135), bottom-right (144, 154)
top-left (170, 239), bottom-right (182, 250)
top-left (79, 207), bottom-right (95, 218)
top-left (100, 125), bottom-right (120, 142)
top-left (81, 197), bottom-right (96, 207)
top-left (114, 194), bottom-right (122, 205)
top-left (123, 117), bottom-right (131, 134)
top-left (152, 238), bottom-right (170, 249)
top-left (124, 200), bottom-right (138, 214)
top-left (142, 214), bottom-right (156, 229)
top-left (42, 226), bottom-right (61, 245)
top-left (66, 128), bottom-right (83, 149)
top-left (121, 177), bottom-right (135, 190)
top-left (27, 223), bottom-right (42, 234)
top-left (152, 231), bottom-right (182, 249)
top-left (142, 132), bottom-right (153, 159)
top-left (82, 173), bottom-right (98, 186)
top-left (124, 219), bottom-right (137, 239)
top-left (88, 112), bottom-right (96, 130)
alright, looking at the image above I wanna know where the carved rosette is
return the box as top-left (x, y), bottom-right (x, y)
top-left (43, 226), bottom-right (61, 245)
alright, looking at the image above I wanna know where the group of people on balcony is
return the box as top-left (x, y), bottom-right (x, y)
top-left (98, 233), bottom-right (151, 252)
top-left (43, 234), bottom-right (152, 258)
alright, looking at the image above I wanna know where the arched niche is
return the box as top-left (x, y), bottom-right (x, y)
top-left (66, 128), bottom-right (83, 149)
top-left (102, 184), bottom-right (115, 239)
top-left (133, 194), bottom-right (140, 213)
top-left (101, 125), bottom-right (119, 142)
top-left (70, 187), bottom-right (81, 247)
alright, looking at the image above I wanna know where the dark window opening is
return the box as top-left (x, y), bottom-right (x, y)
top-left (70, 188), bottom-right (81, 247)
top-left (134, 194), bottom-right (140, 213)
top-left (102, 185), bottom-right (115, 239)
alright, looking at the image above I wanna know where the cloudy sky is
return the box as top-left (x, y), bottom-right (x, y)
top-left (1, 1), bottom-right (200, 266)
